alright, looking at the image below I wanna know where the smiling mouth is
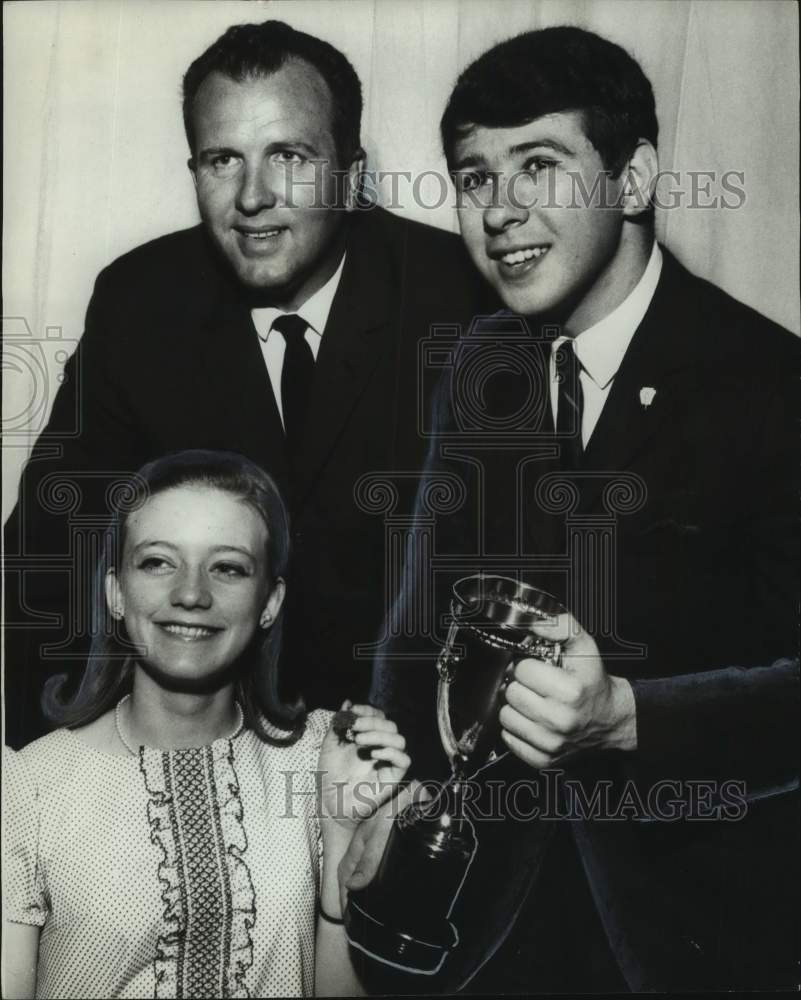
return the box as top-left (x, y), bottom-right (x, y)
top-left (159, 623), bottom-right (222, 641)
top-left (497, 245), bottom-right (550, 267)
top-left (235, 226), bottom-right (287, 241)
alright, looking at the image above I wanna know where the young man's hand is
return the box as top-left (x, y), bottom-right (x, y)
top-left (500, 614), bottom-right (637, 768)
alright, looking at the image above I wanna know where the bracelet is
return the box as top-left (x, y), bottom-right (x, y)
top-left (318, 902), bottom-right (345, 926)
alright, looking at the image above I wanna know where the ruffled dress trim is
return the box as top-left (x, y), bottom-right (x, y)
top-left (139, 738), bottom-right (256, 999)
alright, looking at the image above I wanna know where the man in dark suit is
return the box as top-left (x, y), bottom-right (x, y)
top-left (4, 20), bottom-right (487, 746)
top-left (363, 27), bottom-right (799, 992)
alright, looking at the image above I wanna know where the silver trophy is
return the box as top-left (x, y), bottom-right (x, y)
top-left (345, 575), bottom-right (565, 974)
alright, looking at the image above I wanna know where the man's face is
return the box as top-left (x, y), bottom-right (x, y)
top-left (190, 62), bottom-right (353, 306)
top-left (452, 111), bottom-right (630, 329)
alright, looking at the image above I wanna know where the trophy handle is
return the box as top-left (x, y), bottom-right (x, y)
top-left (436, 619), bottom-right (462, 765)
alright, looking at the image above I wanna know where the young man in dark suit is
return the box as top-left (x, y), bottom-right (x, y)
top-left (4, 20), bottom-right (488, 746)
top-left (363, 26), bottom-right (799, 993)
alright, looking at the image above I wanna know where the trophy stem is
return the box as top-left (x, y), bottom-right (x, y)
top-left (422, 773), bottom-right (469, 826)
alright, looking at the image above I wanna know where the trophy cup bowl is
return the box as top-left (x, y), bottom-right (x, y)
top-left (345, 575), bottom-right (566, 975)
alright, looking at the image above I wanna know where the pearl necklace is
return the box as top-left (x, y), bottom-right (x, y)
top-left (114, 694), bottom-right (244, 756)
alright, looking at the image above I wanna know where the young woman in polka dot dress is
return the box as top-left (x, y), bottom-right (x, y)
top-left (3, 450), bottom-right (409, 999)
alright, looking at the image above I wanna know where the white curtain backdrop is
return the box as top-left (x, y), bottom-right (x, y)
top-left (3, 0), bottom-right (799, 519)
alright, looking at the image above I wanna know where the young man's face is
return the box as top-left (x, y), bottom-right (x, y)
top-left (190, 61), bottom-right (355, 308)
top-left (452, 111), bottom-right (631, 329)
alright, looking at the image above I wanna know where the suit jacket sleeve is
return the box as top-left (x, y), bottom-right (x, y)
top-left (370, 370), bottom-right (468, 780)
top-left (629, 657), bottom-right (799, 798)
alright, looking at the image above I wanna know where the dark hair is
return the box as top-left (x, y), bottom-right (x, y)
top-left (441, 26), bottom-right (658, 176)
top-left (43, 449), bottom-right (306, 745)
top-left (182, 19), bottom-right (363, 165)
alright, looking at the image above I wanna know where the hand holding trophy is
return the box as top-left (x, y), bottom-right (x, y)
top-left (345, 575), bottom-right (566, 975)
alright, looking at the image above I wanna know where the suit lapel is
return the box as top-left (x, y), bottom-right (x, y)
top-left (195, 287), bottom-right (289, 483)
top-left (292, 216), bottom-right (394, 503)
top-left (579, 251), bottom-right (698, 509)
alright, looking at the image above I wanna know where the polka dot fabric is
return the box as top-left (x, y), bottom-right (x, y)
top-left (3, 709), bottom-right (332, 999)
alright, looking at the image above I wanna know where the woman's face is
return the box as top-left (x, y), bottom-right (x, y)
top-left (106, 484), bottom-right (284, 691)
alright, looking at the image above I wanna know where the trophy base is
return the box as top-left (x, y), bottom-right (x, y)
top-left (345, 896), bottom-right (458, 975)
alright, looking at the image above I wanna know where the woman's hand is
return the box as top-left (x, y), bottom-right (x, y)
top-left (318, 702), bottom-right (410, 831)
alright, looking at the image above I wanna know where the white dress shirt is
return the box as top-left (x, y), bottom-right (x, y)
top-left (550, 242), bottom-right (663, 447)
top-left (250, 254), bottom-right (347, 427)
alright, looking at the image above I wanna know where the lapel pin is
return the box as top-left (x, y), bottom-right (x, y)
top-left (639, 387), bottom-right (657, 409)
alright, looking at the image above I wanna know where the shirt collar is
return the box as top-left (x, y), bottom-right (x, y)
top-left (251, 252), bottom-right (347, 340)
top-left (569, 242), bottom-right (662, 389)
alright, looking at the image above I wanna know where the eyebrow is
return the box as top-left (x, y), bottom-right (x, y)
top-left (508, 139), bottom-right (575, 157)
top-left (452, 153), bottom-right (487, 171)
top-left (133, 540), bottom-right (256, 559)
top-left (453, 138), bottom-right (575, 171)
top-left (197, 140), bottom-right (322, 161)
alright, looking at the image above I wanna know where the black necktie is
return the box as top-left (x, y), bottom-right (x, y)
top-left (273, 314), bottom-right (314, 457)
top-left (554, 339), bottom-right (584, 468)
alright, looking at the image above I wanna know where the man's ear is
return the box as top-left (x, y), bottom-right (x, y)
top-left (105, 569), bottom-right (124, 621)
top-left (343, 148), bottom-right (367, 212)
top-left (621, 139), bottom-right (658, 217)
top-left (188, 157), bottom-right (198, 189)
